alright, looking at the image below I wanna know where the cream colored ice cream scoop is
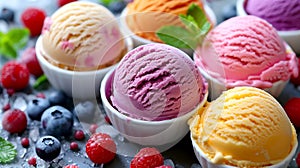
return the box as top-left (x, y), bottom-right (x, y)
top-left (41, 1), bottom-right (125, 71)
top-left (189, 86), bottom-right (297, 167)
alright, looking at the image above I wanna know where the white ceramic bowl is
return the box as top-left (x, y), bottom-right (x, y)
top-left (191, 133), bottom-right (298, 168)
top-left (119, 4), bottom-right (217, 55)
top-left (100, 68), bottom-right (208, 150)
top-left (236, 0), bottom-right (300, 54)
top-left (36, 36), bottom-right (133, 100)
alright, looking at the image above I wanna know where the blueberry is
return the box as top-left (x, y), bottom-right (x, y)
top-left (26, 98), bottom-right (50, 121)
top-left (73, 101), bottom-right (95, 123)
top-left (41, 106), bottom-right (73, 137)
top-left (108, 1), bottom-right (126, 14)
top-left (48, 90), bottom-right (67, 106)
top-left (221, 4), bottom-right (237, 22)
top-left (0, 8), bottom-right (14, 23)
top-left (35, 136), bottom-right (61, 162)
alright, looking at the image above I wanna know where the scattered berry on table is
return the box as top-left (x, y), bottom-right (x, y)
top-left (290, 58), bottom-right (300, 86)
top-left (48, 90), bottom-right (67, 106)
top-left (64, 165), bottom-right (79, 168)
top-left (284, 97), bottom-right (300, 128)
top-left (27, 157), bottom-right (37, 166)
top-left (108, 1), bottom-right (126, 14)
top-left (74, 130), bottom-right (85, 140)
top-left (1, 61), bottom-right (30, 91)
top-left (0, 8), bottom-right (14, 23)
top-left (86, 133), bottom-right (117, 164)
top-left (58, 0), bottom-right (78, 7)
top-left (89, 124), bottom-right (98, 134)
top-left (2, 109), bottom-right (27, 133)
top-left (130, 147), bottom-right (164, 168)
top-left (70, 141), bottom-right (79, 151)
top-left (21, 7), bottom-right (46, 37)
top-left (2, 103), bottom-right (11, 111)
top-left (35, 136), bottom-right (61, 162)
top-left (21, 137), bottom-right (30, 148)
top-left (41, 106), bottom-right (74, 137)
top-left (74, 101), bottom-right (95, 123)
top-left (20, 47), bottom-right (43, 77)
top-left (26, 98), bottom-right (51, 121)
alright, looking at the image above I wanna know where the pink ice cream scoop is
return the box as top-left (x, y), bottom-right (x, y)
top-left (194, 15), bottom-right (298, 88)
top-left (111, 43), bottom-right (207, 121)
top-left (245, 0), bottom-right (300, 31)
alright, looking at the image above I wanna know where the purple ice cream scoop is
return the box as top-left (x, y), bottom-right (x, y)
top-left (245, 0), bottom-right (300, 31)
top-left (111, 43), bottom-right (207, 121)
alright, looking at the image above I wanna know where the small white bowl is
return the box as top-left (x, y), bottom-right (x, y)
top-left (190, 133), bottom-right (298, 168)
top-left (100, 68), bottom-right (208, 150)
top-left (236, 0), bottom-right (300, 54)
top-left (119, 4), bottom-right (217, 55)
top-left (36, 36), bottom-right (133, 100)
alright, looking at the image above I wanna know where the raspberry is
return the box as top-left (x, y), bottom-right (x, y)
top-left (290, 58), bottom-right (300, 86)
top-left (21, 7), bottom-right (46, 37)
top-left (20, 47), bottom-right (43, 77)
top-left (130, 147), bottom-right (164, 168)
top-left (64, 165), bottom-right (79, 168)
top-left (1, 61), bottom-right (30, 91)
top-left (21, 137), bottom-right (30, 148)
top-left (70, 142), bottom-right (79, 151)
top-left (284, 98), bottom-right (300, 128)
top-left (86, 133), bottom-right (116, 164)
top-left (74, 130), bottom-right (85, 140)
top-left (58, 0), bottom-right (78, 7)
top-left (2, 109), bottom-right (27, 133)
top-left (27, 157), bottom-right (37, 166)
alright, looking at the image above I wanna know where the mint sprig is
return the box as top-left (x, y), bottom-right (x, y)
top-left (0, 28), bottom-right (30, 59)
top-left (33, 74), bottom-right (49, 90)
top-left (0, 137), bottom-right (17, 164)
top-left (156, 4), bottom-right (211, 49)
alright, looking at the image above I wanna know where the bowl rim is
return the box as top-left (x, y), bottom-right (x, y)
top-left (100, 67), bottom-right (209, 126)
top-left (236, 0), bottom-right (300, 35)
top-left (35, 35), bottom-right (133, 76)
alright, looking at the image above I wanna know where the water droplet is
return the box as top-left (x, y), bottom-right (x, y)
top-left (12, 96), bottom-right (27, 111)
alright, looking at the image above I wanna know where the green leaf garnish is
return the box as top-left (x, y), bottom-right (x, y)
top-left (33, 74), bottom-right (49, 90)
top-left (0, 137), bottom-right (17, 164)
top-left (0, 28), bottom-right (30, 59)
top-left (156, 26), bottom-right (197, 49)
top-left (156, 3), bottom-right (212, 49)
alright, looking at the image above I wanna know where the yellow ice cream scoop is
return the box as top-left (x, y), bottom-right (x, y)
top-left (189, 86), bottom-right (297, 167)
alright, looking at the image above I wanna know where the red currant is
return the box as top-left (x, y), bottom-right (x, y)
top-left (28, 157), bottom-right (37, 166)
top-left (74, 130), bottom-right (85, 140)
top-left (21, 137), bottom-right (30, 148)
top-left (70, 142), bottom-right (79, 151)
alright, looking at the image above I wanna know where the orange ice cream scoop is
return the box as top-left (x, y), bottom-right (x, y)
top-left (126, 0), bottom-right (205, 42)
top-left (189, 86), bottom-right (297, 167)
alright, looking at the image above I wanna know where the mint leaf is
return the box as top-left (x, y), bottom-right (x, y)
top-left (7, 28), bottom-right (30, 49)
top-left (33, 74), bottom-right (49, 90)
top-left (0, 28), bottom-right (29, 59)
top-left (0, 37), bottom-right (17, 58)
top-left (0, 137), bottom-right (17, 164)
top-left (156, 26), bottom-right (197, 49)
top-left (179, 14), bottom-right (199, 34)
top-left (187, 4), bottom-right (209, 29)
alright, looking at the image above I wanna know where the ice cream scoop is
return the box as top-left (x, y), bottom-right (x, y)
top-left (245, 0), bottom-right (300, 31)
top-left (194, 15), bottom-right (298, 99)
top-left (41, 1), bottom-right (126, 71)
top-left (111, 43), bottom-right (207, 121)
top-left (189, 86), bottom-right (297, 167)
